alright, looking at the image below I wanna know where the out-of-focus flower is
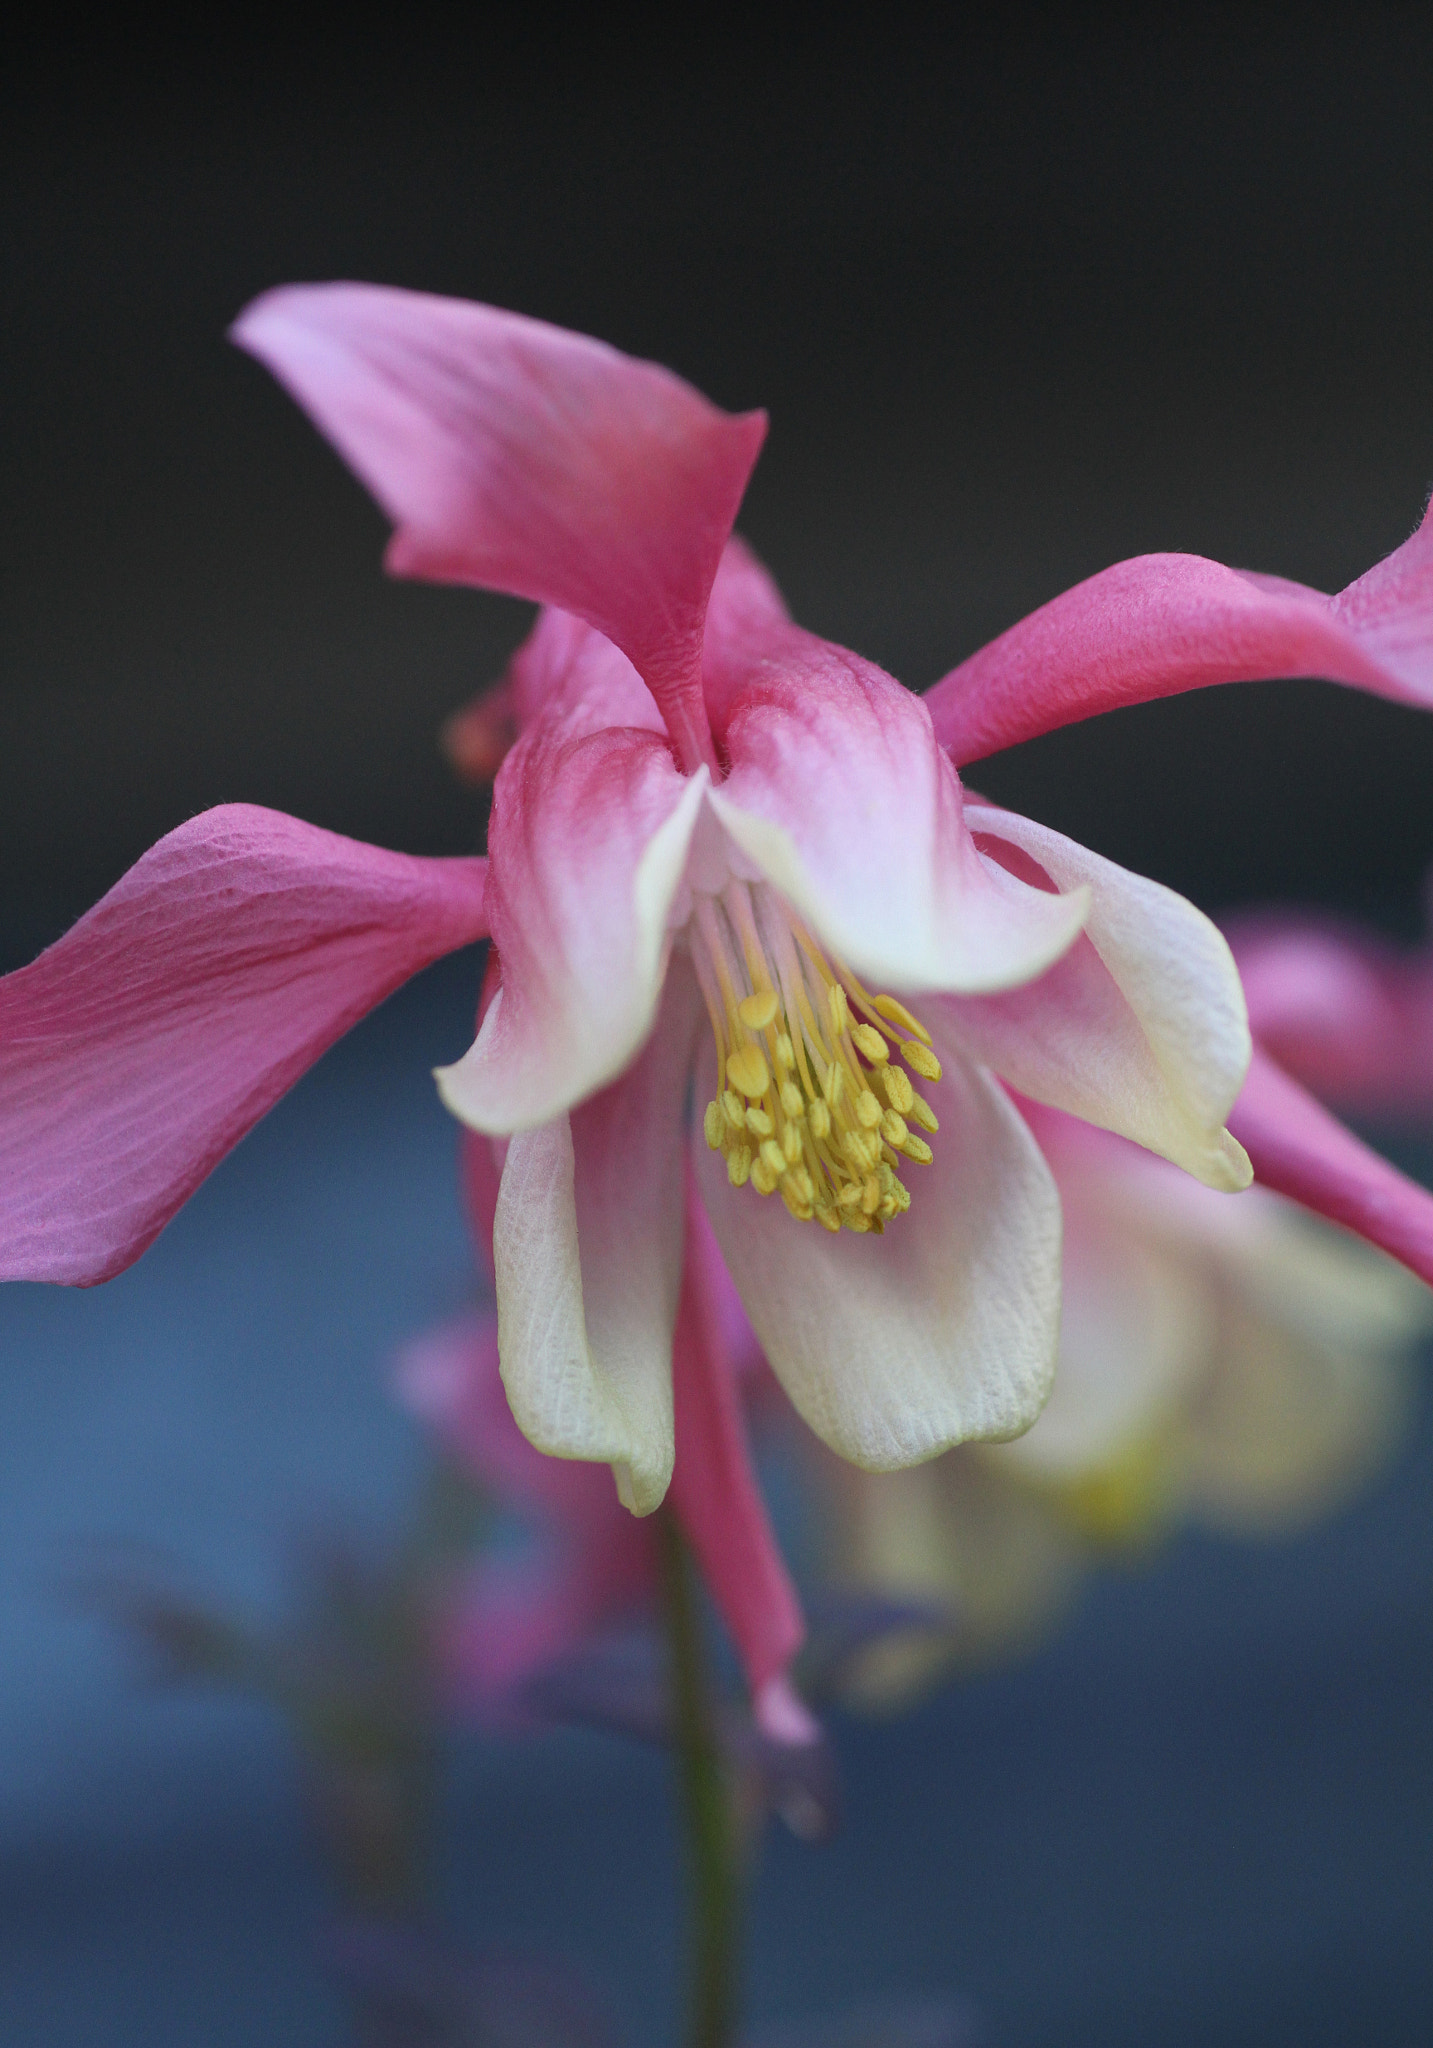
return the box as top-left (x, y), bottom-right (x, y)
top-left (397, 1266), bottom-right (815, 1742)
top-left (1230, 896), bottom-right (1433, 1123)
top-left (802, 1101), bottom-right (1430, 1706)
top-left (6, 287), bottom-right (1433, 1543)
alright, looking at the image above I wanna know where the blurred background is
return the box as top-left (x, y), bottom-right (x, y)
top-left (4, 13), bottom-right (1433, 2045)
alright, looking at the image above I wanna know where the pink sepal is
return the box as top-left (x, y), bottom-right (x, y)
top-left (233, 283), bottom-right (766, 774)
top-left (0, 805), bottom-right (487, 1284)
top-left (1227, 1047), bottom-right (1433, 1289)
top-left (668, 1174), bottom-right (805, 1697)
top-left (925, 504), bottom-right (1433, 764)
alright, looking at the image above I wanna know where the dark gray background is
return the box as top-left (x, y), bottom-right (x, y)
top-left (4, 14), bottom-right (1433, 2044)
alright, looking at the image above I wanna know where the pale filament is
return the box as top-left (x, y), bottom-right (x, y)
top-left (692, 882), bottom-right (942, 1232)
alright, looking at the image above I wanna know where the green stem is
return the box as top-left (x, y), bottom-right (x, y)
top-left (659, 1511), bottom-right (741, 2048)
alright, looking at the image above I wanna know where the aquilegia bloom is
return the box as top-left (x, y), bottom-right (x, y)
top-left (6, 284), bottom-right (1433, 1538)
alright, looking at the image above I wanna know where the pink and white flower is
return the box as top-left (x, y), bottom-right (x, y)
top-left (5, 283), bottom-right (1433, 1544)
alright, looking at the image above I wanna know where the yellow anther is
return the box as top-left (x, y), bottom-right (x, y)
top-left (906, 1092), bottom-right (939, 1133)
top-left (881, 1065), bottom-right (914, 1115)
top-left (738, 988), bottom-right (780, 1031)
top-left (727, 1044), bottom-right (771, 1098)
top-left (842, 1128), bottom-right (880, 1171)
top-left (692, 881), bottom-right (938, 1230)
top-left (902, 1040), bottom-right (942, 1082)
top-left (872, 994), bottom-right (933, 1045)
top-left (851, 1022), bottom-right (889, 1064)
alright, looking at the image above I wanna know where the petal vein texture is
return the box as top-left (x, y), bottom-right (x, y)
top-left (924, 506), bottom-right (1433, 763)
top-left (0, 805), bottom-right (488, 1284)
top-left (232, 283), bottom-right (766, 773)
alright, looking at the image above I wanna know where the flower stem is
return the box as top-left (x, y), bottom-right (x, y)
top-left (659, 1510), bottom-right (741, 2048)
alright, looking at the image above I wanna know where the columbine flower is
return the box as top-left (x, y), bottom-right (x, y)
top-left (807, 1101), bottom-right (1429, 1707)
top-left (4, 284), bottom-right (1433, 1528)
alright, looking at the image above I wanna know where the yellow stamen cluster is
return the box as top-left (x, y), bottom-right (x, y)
top-left (694, 885), bottom-right (942, 1233)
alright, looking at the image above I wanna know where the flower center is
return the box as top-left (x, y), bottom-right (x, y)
top-left (692, 882), bottom-right (941, 1233)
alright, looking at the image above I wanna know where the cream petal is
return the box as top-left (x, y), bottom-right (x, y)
top-left (491, 963), bottom-right (700, 1514)
top-left (941, 803), bottom-right (1252, 1189)
top-left (694, 1033), bottom-right (1062, 1468)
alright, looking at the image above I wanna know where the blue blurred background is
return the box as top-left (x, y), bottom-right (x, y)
top-left (5, 15), bottom-right (1433, 2043)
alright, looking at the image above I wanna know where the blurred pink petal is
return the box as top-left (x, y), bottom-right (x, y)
top-left (1227, 1047), bottom-right (1433, 1289)
top-left (233, 283), bottom-right (766, 774)
top-left (0, 806), bottom-right (486, 1285)
top-left (1231, 914), bottom-right (1433, 1119)
top-left (396, 1314), bottom-right (653, 1714)
top-left (669, 1169), bottom-right (805, 1694)
top-left (925, 505), bottom-right (1433, 764)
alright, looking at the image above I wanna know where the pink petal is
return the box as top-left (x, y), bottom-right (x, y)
top-left (233, 283), bottom-right (766, 774)
top-left (704, 623), bottom-right (1088, 995)
top-left (438, 715), bottom-right (703, 1133)
top-left (442, 532), bottom-right (795, 783)
top-left (397, 1314), bottom-right (655, 1717)
top-left (668, 1165), bottom-right (804, 1696)
top-left (1227, 1047), bottom-right (1433, 1289)
top-left (938, 804), bottom-right (1252, 1188)
top-left (1231, 915), bottom-right (1433, 1119)
top-left (490, 962), bottom-right (701, 1515)
top-left (924, 504), bottom-right (1433, 763)
top-left (694, 1033), bottom-right (1062, 1467)
top-left (699, 535), bottom-right (795, 730)
top-left (0, 805), bottom-right (487, 1285)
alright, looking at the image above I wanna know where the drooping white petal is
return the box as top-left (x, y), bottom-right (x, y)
top-left (939, 804), bottom-right (1252, 1189)
top-left (492, 963), bottom-right (700, 1514)
top-left (694, 1032), bottom-right (1062, 1469)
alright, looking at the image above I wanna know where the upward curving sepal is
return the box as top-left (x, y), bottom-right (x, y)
top-left (232, 283), bottom-right (766, 773)
top-left (925, 502), bottom-right (1433, 764)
